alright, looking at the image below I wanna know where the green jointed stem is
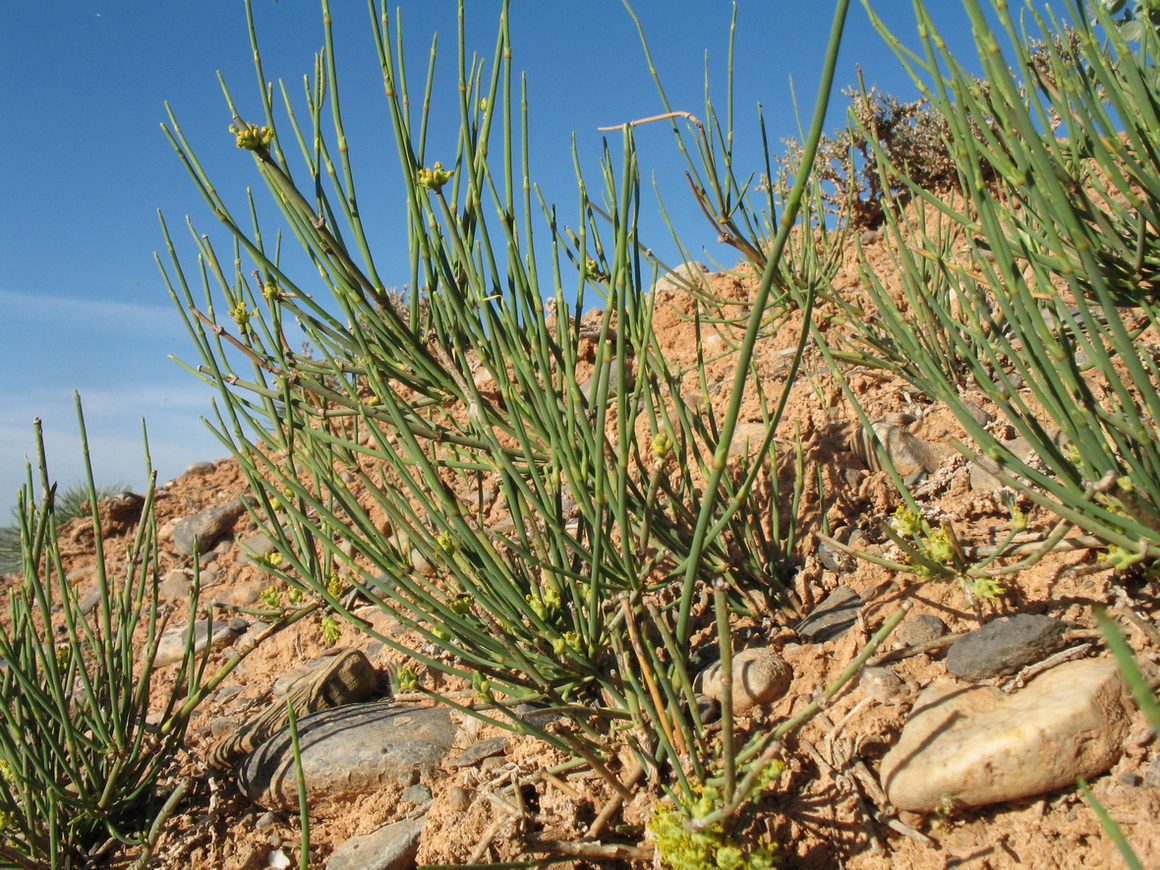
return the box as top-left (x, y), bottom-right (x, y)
top-left (676, 0), bottom-right (853, 643)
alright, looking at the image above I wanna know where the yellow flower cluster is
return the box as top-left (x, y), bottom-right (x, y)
top-left (417, 161), bottom-right (454, 191)
top-left (232, 123), bottom-right (274, 151)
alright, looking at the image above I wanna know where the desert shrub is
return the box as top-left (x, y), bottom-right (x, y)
top-left (813, 0), bottom-right (1160, 570)
top-left (782, 82), bottom-right (999, 230)
top-left (0, 411), bottom-right (209, 868)
top-left (159, 0), bottom-right (897, 852)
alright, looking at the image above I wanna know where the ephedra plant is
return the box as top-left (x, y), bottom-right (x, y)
top-left (157, 0), bottom-right (899, 858)
top-left (808, 0), bottom-right (1160, 578)
top-left (0, 404), bottom-right (210, 869)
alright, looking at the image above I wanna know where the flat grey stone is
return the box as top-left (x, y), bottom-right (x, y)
top-left (946, 614), bottom-right (1069, 682)
top-left (238, 703), bottom-right (455, 811)
top-left (969, 432), bottom-right (1065, 492)
top-left (154, 618), bottom-right (243, 668)
top-left (796, 586), bottom-right (861, 643)
top-left (449, 737), bottom-right (508, 768)
top-left (326, 818), bottom-right (424, 870)
top-left (881, 658), bottom-right (1131, 811)
top-left (728, 422), bottom-right (770, 460)
top-left (172, 497), bottom-right (252, 556)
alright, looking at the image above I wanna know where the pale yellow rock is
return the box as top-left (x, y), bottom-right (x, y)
top-left (880, 658), bottom-right (1131, 812)
top-left (701, 647), bottom-right (793, 714)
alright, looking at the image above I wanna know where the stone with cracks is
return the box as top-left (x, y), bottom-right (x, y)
top-left (238, 702), bottom-right (456, 811)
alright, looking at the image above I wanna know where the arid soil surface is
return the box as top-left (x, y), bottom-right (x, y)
top-left (19, 232), bottom-right (1160, 869)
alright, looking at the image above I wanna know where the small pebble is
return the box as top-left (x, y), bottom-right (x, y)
top-left (401, 784), bottom-right (432, 804)
top-left (700, 647), bottom-right (793, 714)
top-left (796, 586), bottom-right (862, 643)
top-left (896, 614), bottom-right (950, 648)
top-left (694, 693), bottom-right (718, 723)
top-left (860, 666), bottom-right (907, 704)
top-left (1146, 756), bottom-right (1160, 788)
top-left (448, 786), bottom-right (472, 812)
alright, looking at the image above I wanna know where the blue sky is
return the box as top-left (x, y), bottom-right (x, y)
top-left (0, 0), bottom-right (1004, 517)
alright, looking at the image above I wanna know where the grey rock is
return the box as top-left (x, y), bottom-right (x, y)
top-left (700, 647), bottom-right (793, 714)
top-left (154, 618), bottom-right (243, 668)
top-left (172, 497), bottom-right (252, 556)
top-left (213, 684), bottom-right (245, 703)
top-left (401, 783), bottom-right (432, 804)
top-left (859, 229), bottom-right (881, 246)
top-left (1119, 771), bottom-right (1143, 788)
top-left (449, 737), bottom-right (508, 768)
top-left (795, 586), bottom-right (861, 643)
top-left (694, 693), bottom-right (718, 723)
top-left (1145, 756), bottom-right (1160, 788)
top-left (881, 658), bottom-right (1131, 811)
top-left (946, 614), bottom-right (1069, 682)
top-left (895, 613), bottom-right (950, 648)
top-left (78, 585), bottom-right (105, 616)
top-left (238, 703), bottom-right (455, 811)
top-left (728, 422), bottom-right (770, 460)
top-left (970, 436), bottom-right (1039, 492)
top-left (959, 399), bottom-right (994, 428)
top-left (183, 461), bottom-right (218, 476)
top-left (325, 818), bottom-right (424, 870)
top-left (199, 536), bottom-right (235, 565)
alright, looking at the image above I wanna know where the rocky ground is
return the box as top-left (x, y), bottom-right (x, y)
top-left (16, 232), bottom-right (1160, 869)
